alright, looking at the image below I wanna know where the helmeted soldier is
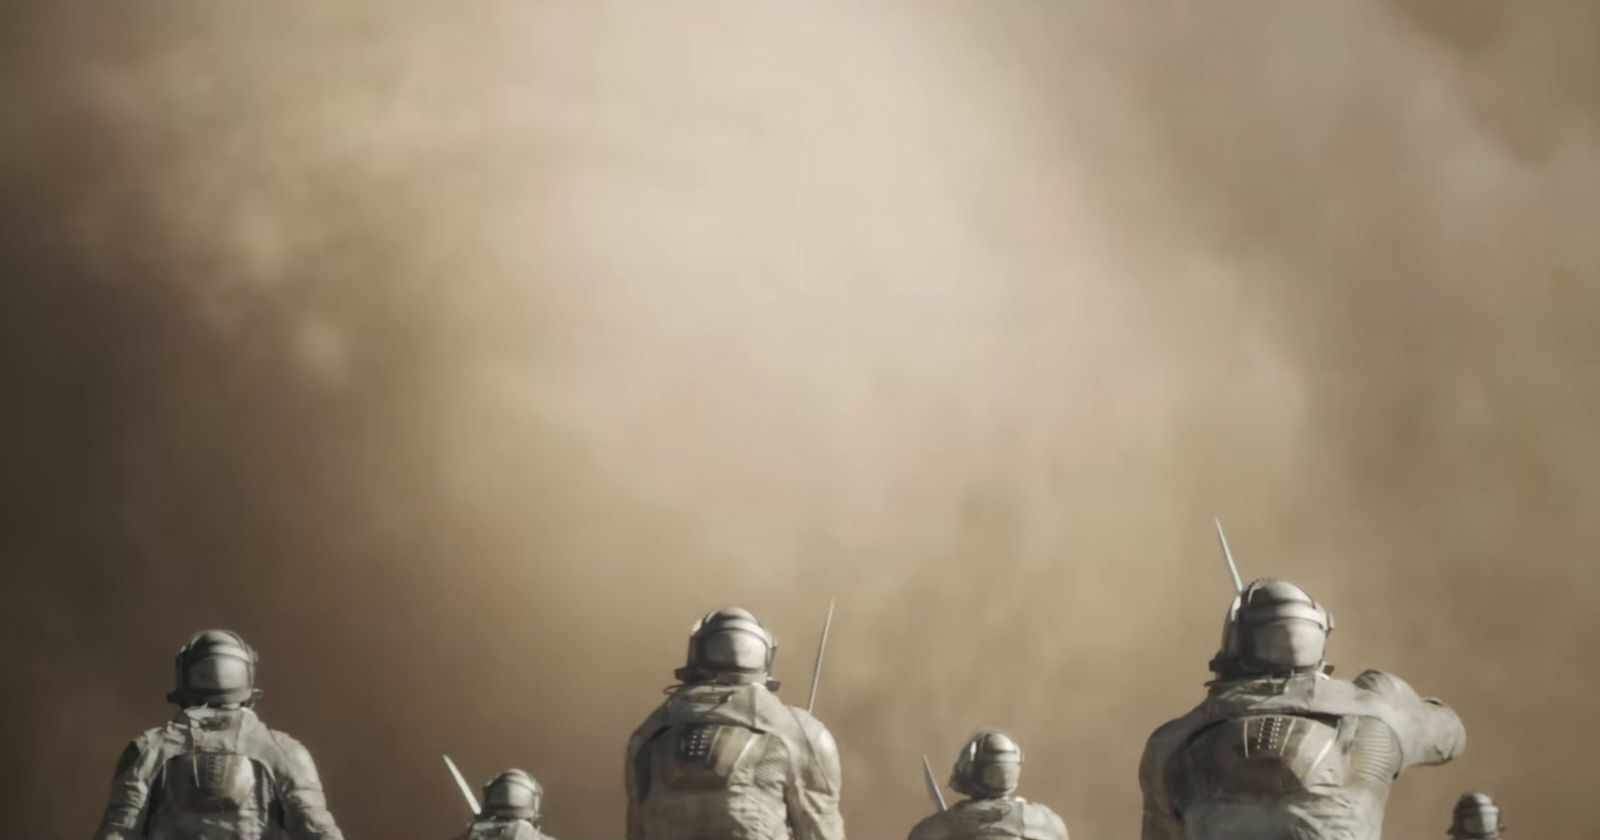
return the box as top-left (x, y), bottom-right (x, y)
top-left (908, 730), bottom-right (1068, 840)
top-left (625, 607), bottom-right (844, 840)
top-left (454, 769), bottom-right (556, 840)
top-left (1447, 792), bottom-right (1503, 840)
top-left (1140, 577), bottom-right (1465, 840)
top-left (95, 629), bottom-right (345, 840)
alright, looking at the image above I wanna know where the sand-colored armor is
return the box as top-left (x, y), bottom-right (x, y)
top-left (95, 705), bottom-right (344, 840)
top-left (909, 797), bottom-right (1067, 840)
top-left (1140, 669), bottom-right (1464, 840)
top-left (625, 681), bottom-right (843, 840)
top-left (455, 817), bottom-right (557, 840)
top-left (910, 731), bottom-right (1066, 840)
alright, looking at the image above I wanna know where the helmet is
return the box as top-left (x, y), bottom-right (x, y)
top-left (1209, 578), bottom-right (1334, 678)
top-left (674, 608), bottom-right (779, 688)
top-left (949, 729), bottom-right (1024, 798)
top-left (482, 769), bottom-right (542, 821)
top-left (1448, 792), bottom-right (1503, 839)
top-left (167, 629), bottom-right (261, 708)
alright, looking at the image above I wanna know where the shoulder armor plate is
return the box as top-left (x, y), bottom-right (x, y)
top-left (946, 798), bottom-right (1028, 840)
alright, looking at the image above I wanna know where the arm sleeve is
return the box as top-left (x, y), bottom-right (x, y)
top-left (625, 730), bottom-right (645, 840)
top-left (1138, 731), bottom-right (1183, 840)
top-left (272, 735), bottom-right (346, 840)
top-left (1352, 670), bottom-right (1466, 770)
top-left (785, 714), bottom-right (845, 840)
top-left (96, 738), bottom-right (160, 840)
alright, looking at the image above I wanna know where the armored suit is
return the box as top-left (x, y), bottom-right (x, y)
top-left (1140, 579), bottom-right (1464, 840)
top-left (455, 770), bottom-right (556, 840)
top-left (909, 731), bottom-right (1067, 840)
top-left (96, 630), bottom-right (345, 840)
top-left (625, 608), bottom-right (845, 840)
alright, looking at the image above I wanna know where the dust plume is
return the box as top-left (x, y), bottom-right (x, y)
top-left (1, 3), bottom-right (1596, 839)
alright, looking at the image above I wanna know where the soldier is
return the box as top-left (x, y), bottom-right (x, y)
top-left (1140, 577), bottom-right (1466, 840)
top-left (1447, 793), bottom-right (1503, 840)
top-left (908, 730), bottom-right (1068, 840)
top-left (625, 607), bottom-right (844, 840)
top-left (95, 629), bottom-right (345, 840)
top-left (453, 769), bottom-right (555, 840)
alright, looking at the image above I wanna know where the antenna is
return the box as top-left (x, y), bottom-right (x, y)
top-left (442, 754), bottom-right (480, 816)
top-left (1214, 517), bottom-right (1243, 593)
top-left (806, 598), bottom-right (836, 713)
top-left (921, 754), bottom-right (948, 811)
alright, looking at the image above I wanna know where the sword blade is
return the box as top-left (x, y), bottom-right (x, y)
top-left (806, 598), bottom-right (836, 714)
top-left (443, 754), bottom-right (481, 816)
top-left (922, 754), bottom-right (948, 812)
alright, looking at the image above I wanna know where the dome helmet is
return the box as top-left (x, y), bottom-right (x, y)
top-left (482, 769), bottom-right (543, 822)
top-left (675, 608), bottom-right (779, 690)
top-left (1207, 522), bottom-right (1334, 679)
top-left (167, 629), bottom-right (262, 708)
top-left (1448, 792), bottom-right (1504, 839)
top-left (1209, 577), bottom-right (1335, 677)
top-left (949, 729), bottom-right (1024, 799)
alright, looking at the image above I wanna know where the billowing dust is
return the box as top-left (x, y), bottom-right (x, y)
top-left (1, 3), bottom-right (1596, 839)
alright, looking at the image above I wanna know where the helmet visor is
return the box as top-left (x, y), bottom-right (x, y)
top-left (186, 655), bottom-right (253, 694)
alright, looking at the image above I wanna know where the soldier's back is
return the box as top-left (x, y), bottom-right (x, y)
top-left (1142, 671), bottom-right (1464, 840)
top-left (910, 798), bottom-right (1067, 840)
top-left (626, 681), bottom-right (841, 840)
top-left (102, 706), bottom-right (341, 840)
top-left (458, 818), bottom-right (553, 840)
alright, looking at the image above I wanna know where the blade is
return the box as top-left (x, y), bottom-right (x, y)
top-left (922, 754), bottom-right (948, 812)
top-left (806, 598), bottom-right (836, 714)
top-left (1214, 517), bottom-right (1243, 594)
top-left (443, 754), bottom-right (481, 816)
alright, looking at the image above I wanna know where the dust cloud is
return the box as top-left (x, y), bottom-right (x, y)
top-left (1, 3), bottom-right (1596, 839)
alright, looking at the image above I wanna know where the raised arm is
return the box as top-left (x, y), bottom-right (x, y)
top-left (1353, 669), bottom-right (1466, 769)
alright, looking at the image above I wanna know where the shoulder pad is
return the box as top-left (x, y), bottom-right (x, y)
top-left (1352, 669), bottom-right (1420, 699)
top-left (119, 726), bottom-right (184, 783)
top-left (908, 811), bottom-right (953, 840)
top-left (627, 699), bottom-right (674, 746)
top-left (1140, 711), bottom-right (1199, 785)
top-left (111, 740), bottom-right (144, 778)
top-left (786, 706), bottom-right (842, 791)
top-left (789, 706), bottom-right (830, 740)
top-left (139, 724), bottom-right (172, 750)
top-left (1024, 801), bottom-right (1068, 840)
top-left (260, 726), bottom-right (324, 781)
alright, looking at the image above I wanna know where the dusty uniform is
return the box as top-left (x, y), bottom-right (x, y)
top-left (1140, 670), bottom-right (1464, 840)
top-left (625, 682), bottom-right (844, 840)
top-left (455, 818), bottom-right (557, 840)
top-left (96, 705), bottom-right (344, 840)
top-left (909, 798), bottom-right (1067, 840)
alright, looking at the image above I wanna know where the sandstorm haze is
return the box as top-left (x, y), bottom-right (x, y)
top-left (1, 2), bottom-right (1597, 838)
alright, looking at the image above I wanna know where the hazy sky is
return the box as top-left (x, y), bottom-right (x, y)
top-left (2, 3), bottom-right (1597, 839)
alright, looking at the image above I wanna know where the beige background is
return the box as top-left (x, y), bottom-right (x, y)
top-left (2, 3), bottom-right (1596, 839)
